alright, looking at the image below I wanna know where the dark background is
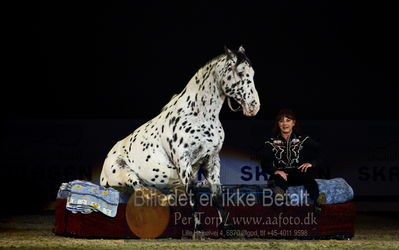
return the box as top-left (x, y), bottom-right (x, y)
top-left (9, 0), bottom-right (399, 120)
top-left (3, 1), bottom-right (399, 213)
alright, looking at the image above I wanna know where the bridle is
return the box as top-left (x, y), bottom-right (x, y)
top-left (227, 97), bottom-right (242, 112)
top-left (225, 61), bottom-right (243, 113)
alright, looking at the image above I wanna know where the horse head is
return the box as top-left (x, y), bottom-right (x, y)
top-left (221, 46), bottom-right (260, 116)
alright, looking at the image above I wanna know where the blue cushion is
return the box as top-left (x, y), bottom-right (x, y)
top-left (59, 178), bottom-right (354, 206)
top-left (287, 177), bottom-right (354, 204)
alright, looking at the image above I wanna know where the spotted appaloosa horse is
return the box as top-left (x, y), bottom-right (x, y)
top-left (100, 46), bottom-right (260, 237)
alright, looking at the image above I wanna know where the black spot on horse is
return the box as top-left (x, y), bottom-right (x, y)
top-left (167, 137), bottom-right (173, 149)
top-left (116, 158), bottom-right (128, 168)
top-left (169, 116), bottom-right (176, 126)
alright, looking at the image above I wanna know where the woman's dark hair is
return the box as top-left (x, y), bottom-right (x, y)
top-left (272, 108), bottom-right (301, 135)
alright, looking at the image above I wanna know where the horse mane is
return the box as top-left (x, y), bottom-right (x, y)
top-left (234, 49), bottom-right (252, 67)
top-left (160, 93), bottom-right (179, 112)
top-left (202, 54), bottom-right (225, 69)
top-left (201, 49), bottom-right (252, 73)
top-left (160, 47), bottom-right (252, 112)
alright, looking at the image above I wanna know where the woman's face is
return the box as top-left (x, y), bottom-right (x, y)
top-left (278, 116), bottom-right (296, 134)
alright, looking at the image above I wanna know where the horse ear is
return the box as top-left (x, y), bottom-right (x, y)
top-left (224, 45), bottom-right (234, 60)
top-left (238, 45), bottom-right (245, 54)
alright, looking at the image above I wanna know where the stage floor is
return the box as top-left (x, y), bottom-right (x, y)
top-left (0, 210), bottom-right (398, 249)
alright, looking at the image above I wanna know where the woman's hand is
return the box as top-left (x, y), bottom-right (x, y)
top-left (298, 163), bottom-right (312, 172)
top-left (274, 170), bottom-right (288, 181)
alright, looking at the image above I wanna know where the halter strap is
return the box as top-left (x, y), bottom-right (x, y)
top-left (224, 55), bottom-right (243, 113)
top-left (227, 97), bottom-right (242, 112)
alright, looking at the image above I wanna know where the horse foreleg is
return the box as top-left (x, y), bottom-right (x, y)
top-left (175, 162), bottom-right (203, 238)
top-left (204, 155), bottom-right (234, 237)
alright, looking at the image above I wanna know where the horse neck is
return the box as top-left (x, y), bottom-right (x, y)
top-left (184, 57), bottom-right (226, 119)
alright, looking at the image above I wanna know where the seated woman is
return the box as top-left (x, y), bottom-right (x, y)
top-left (260, 108), bottom-right (326, 211)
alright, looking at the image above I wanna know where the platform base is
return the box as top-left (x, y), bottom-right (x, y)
top-left (55, 198), bottom-right (355, 239)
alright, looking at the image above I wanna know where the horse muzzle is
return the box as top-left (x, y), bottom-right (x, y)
top-left (242, 103), bottom-right (260, 116)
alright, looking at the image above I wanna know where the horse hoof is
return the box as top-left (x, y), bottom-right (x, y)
top-left (192, 230), bottom-right (205, 240)
top-left (219, 224), bottom-right (237, 239)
